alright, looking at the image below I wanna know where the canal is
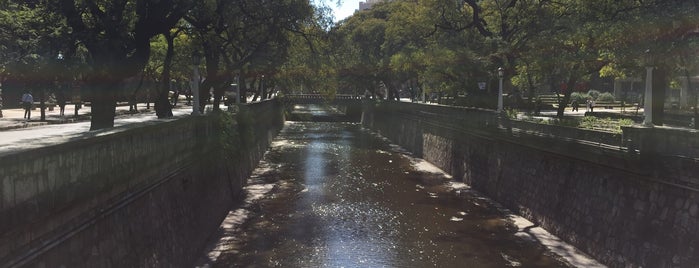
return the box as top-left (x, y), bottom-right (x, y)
top-left (196, 121), bottom-right (592, 267)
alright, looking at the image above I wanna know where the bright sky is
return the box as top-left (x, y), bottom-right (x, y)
top-left (328, 0), bottom-right (361, 22)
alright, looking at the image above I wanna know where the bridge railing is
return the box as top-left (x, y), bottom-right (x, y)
top-left (282, 94), bottom-right (362, 100)
top-left (281, 94), bottom-right (364, 104)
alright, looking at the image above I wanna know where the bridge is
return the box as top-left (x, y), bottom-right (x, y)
top-left (279, 94), bottom-right (364, 122)
top-left (279, 93), bottom-right (363, 105)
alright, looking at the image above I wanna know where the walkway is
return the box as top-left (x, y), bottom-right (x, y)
top-left (0, 104), bottom-right (193, 156)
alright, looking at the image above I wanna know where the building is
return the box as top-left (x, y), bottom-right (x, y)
top-left (359, 0), bottom-right (387, 11)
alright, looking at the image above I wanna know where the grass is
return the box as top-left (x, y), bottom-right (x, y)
top-left (578, 116), bottom-right (634, 133)
top-left (521, 115), bottom-right (634, 133)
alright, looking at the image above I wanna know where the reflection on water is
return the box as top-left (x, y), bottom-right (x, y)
top-left (202, 122), bottom-right (573, 268)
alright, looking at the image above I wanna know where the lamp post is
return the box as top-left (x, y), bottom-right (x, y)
top-left (261, 74), bottom-right (265, 100)
top-left (236, 74), bottom-right (240, 104)
top-left (56, 52), bottom-right (64, 117)
top-left (191, 51), bottom-right (201, 116)
top-left (643, 49), bottom-right (654, 127)
top-left (497, 67), bottom-right (504, 113)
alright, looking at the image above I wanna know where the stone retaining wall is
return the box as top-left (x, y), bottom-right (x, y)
top-left (363, 101), bottom-right (699, 268)
top-left (0, 100), bottom-right (284, 267)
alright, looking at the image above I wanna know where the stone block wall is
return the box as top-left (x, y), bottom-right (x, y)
top-left (364, 101), bottom-right (699, 267)
top-left (0, 100), bottom-right (284, 267)
top-left (623, 126), bottom-right (699, 160)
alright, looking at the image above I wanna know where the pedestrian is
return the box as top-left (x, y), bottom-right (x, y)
top-left (21, 90), bottom-right (33, 120)
top-left (590, 99), bottom-right (595, 113)
top-left (56, 91), bottom-right (66, 116)
top-left (571, 99), bottom-right (579, 112)
top-left (586, 99), bottom-right (591, 112)
top-left (170, 80), bottom-right (180, 107)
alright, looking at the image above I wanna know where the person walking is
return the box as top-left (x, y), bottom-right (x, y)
top-left (586, 99), bottom-right (592, 112)
top-left (56, 91), bottom-right (66, 117)
top-left (571, 99), bottom-right (579, 112)
top-left (21, 91), bottom-right (33, 120)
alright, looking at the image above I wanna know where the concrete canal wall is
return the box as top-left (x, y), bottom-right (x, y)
top-left (363, 101), bottom-right (699, 268)
top-left (0, 100), bottom-right (284, 267)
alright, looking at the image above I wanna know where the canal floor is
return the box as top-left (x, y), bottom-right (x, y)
top-left (196, 121), bottom-right (595, 267)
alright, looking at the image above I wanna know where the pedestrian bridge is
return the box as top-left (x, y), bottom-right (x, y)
top-left (279, 94), bottom-right (364, 122)
top-left (279, 94), bottom-right (363, 104)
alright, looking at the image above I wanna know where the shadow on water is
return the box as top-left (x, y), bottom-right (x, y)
top-left (201, 121), bottom-right (573, 268)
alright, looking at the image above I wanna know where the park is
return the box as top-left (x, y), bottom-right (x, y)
top-left (1, 1), bottom-right (699, 267)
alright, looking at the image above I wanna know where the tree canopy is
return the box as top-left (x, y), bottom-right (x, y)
top-left (1, 0), bottom-right (699, 128)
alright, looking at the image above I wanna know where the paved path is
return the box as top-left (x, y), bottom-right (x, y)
top-left (0, 104), bottom-right (194, 156)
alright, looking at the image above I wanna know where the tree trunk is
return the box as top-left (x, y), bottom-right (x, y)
top-left (239, 76), bottom-right (248, 103)
top-left (556, 78), bottom-right (576, 118)
top-left (261, 80), bottom-right (268, 100)
top-left (652, 67), bottom-right (667, 126)
top-left (212, 82), bottom-right (225, 111)
top-left (155, 83), bottom-right (173, 117)
top-left (39, 89), bottom-right (46, 121)
top-left (155, 32), bottom-right (176, 118)
top-left (89, 86), bottom-right (117, 130)
top-left (251, 78), bottom-right (260, 102)
top-left (526, 66), bottom-right (535, 113)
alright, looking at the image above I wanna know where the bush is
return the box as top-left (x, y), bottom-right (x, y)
top-left (587, 89), bottom-right (601, 100)
top-left (597, 92), bottom-right (615, 102)
top-left (504, 108), bottom-right (518, 119)
top-left (571, 92), bottom-right (588, 103)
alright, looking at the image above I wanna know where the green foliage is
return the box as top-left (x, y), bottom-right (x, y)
top-left (3, 0), bottom-right (699, 126)
top-left (587, 90), bottom-right (601, 100)
top-left (212, 110), bottom-right (240, 161)
top-left (570, 92), bottom-right (588, 104)
top-left (597, 92), bottom-right (615, 102)
top-left (547, 118), bottom-right (581, 128)
top-left (504, 108), bottom-right (518, 120)
top-left (234, 105), bottom-right (256, 151)
top-left (521, 115), bottom-right (634, 133)
top-left (569, 90), bottom-right (614, 104)
top-left (578, 116), bottom-right (634, 134)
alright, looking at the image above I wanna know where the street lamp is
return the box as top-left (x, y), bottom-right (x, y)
top-left (235, 74), bottom-right (240, 104)
top-left (643, 49), bottom-right (654, 127)
top-left (261, 74), bottom-right (265, 100)
top-left (56, 52), bottom-right (66, 117)
top-left (191, 51), bottom-right (201, 116)
top-left (497, 67), bottom-right (504, 113)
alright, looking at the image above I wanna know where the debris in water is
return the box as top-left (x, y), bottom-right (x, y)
top-left (450, 217), bottom-right (464, 222)
top-left (501, 253), bottom-right (522, 267)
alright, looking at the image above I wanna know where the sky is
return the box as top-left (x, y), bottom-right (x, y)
top-left (327, 0), bottom-right (361, 22)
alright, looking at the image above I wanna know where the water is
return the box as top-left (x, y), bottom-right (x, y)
top-left (198, 121), bottom-right (574, 267)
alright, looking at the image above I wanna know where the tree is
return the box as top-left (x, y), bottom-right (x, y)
top-left (51, 0), bottom-right (194, 130)
top-left (0, 1), bottom-right (75, 120)
top-left (186, 0), bottom-right (315, 111)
